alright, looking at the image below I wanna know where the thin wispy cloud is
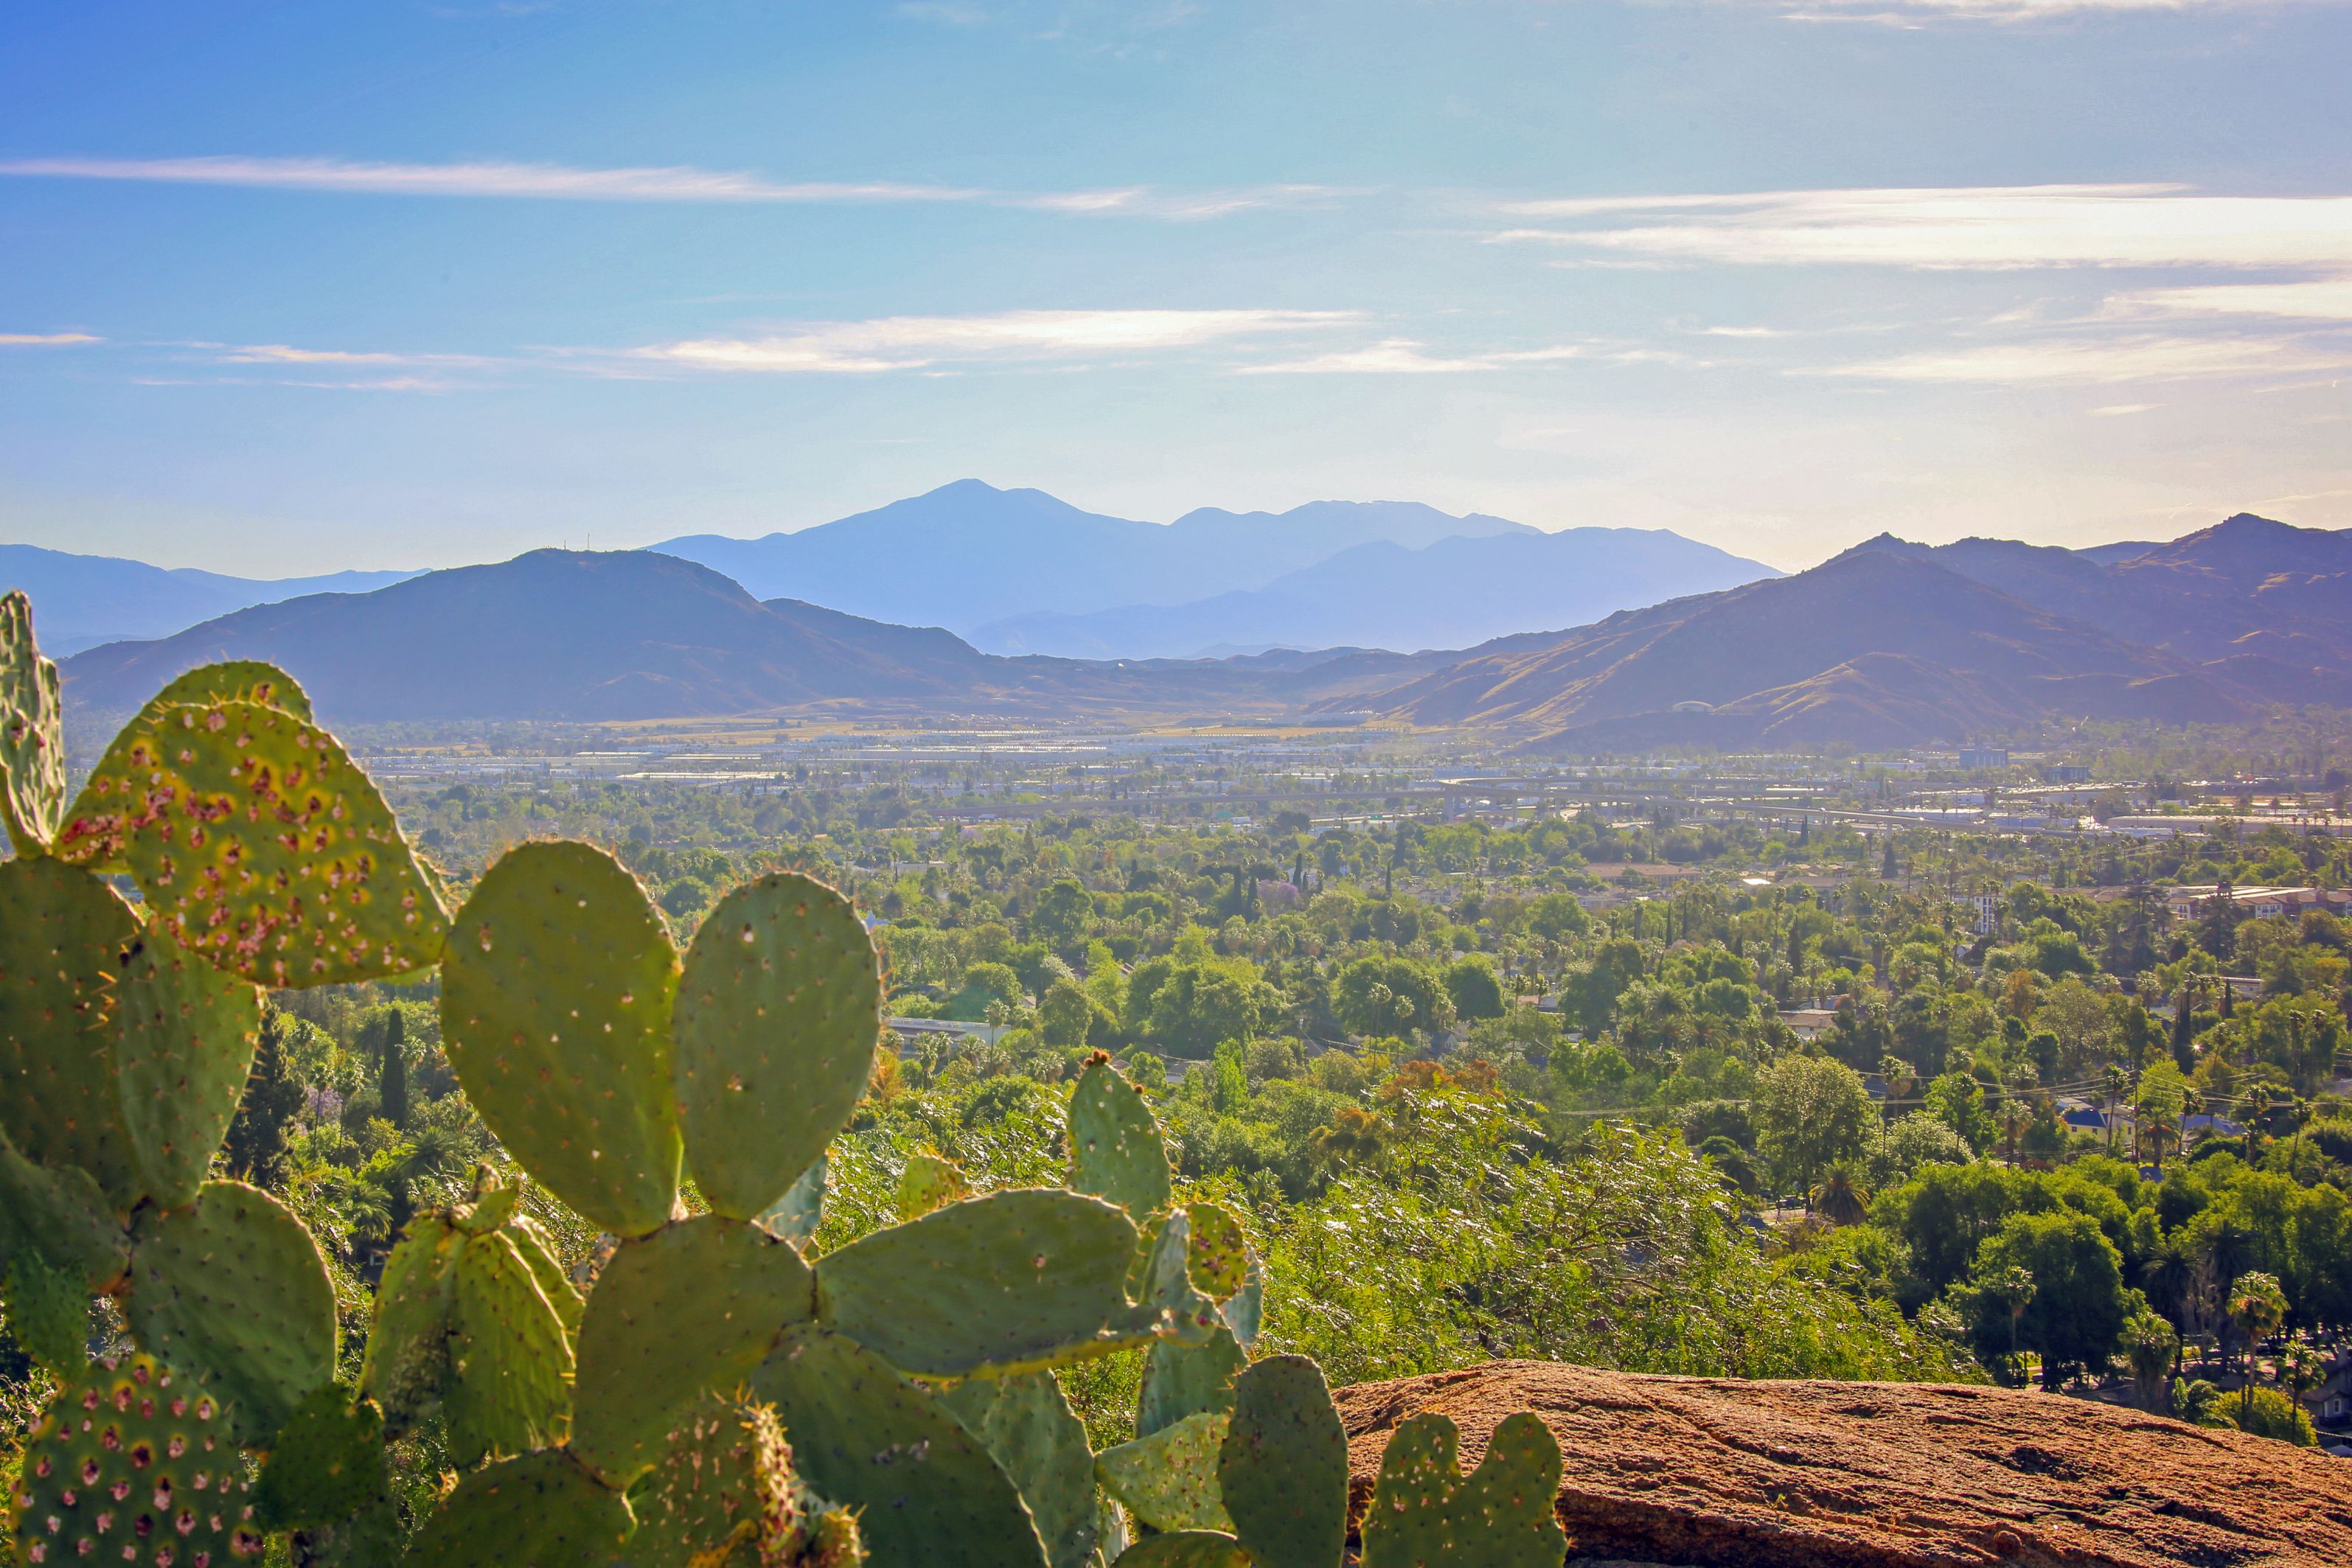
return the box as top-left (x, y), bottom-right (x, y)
top-left (207, 342), bottom-right (498, 367)
top-left (635, 309), bottom-right (1357, 373)
top-left (1493, 184), bottom-right (2352, 271)
top-left (1, 332), bottom-right (100, 346)
top-left (1812, 333), bottom-right (2351, 384)
top-left (0, 154), bottom-right (1338, 221)
top-left (2104, 277), bottom-right (2352, 320)
top-left (1763, 0), bottom-right (2351, 21)
top-left (1236, 340), bottom-right (1670, 374)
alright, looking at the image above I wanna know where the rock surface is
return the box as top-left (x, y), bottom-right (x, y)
top-left (1335, 1362), bottom-right (2349, 1567)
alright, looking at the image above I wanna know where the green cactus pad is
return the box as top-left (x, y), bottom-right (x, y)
top-left (4, 1248), bottom-right (90, 1377)
top-left (814, 1189), bottom-right (1156, 1379)
top-left (895, 1148), bottom-right (968, 1220)
top-left (288, 1491), bottom-right (403, 1568)
top-left (10, 1351), bottom-right (261, 1568)
top-left (570, 1215), bottom-right (815, 1488)
top-left (1135, 1327), bottom-right (1246, 1440)
top-left (1183, 1202), bottom-right (1250, 1302)
top-left (625, 1391), bottom-right (776, 1568)
top-left (453, 1179), bottom-right (522, 1236)
top-left (111, 928), bottom-right (262, 1210)
top-left (0, 854), bottom-right (142, 1205)
top-left (448, 1227), bottom-right (574, 1467)
top-left (1220, 1251), bottom-right (1264, 1351)
top-left (251, 1384), bottom-right (389, 1531)
top-left (55, 700), bottom-right (447, 986)
top-left (0, 1129), bottom-right (130, 1292)
top-left (441, 841), bottom-right (682, 1236)
top-left (1066, 1058), bottom-right (1171, 1217)
top-left (1110, 1535), bottom-right (1253, 1568)
top-left (509, 1214), bottom-right (585, 1335)
top-left (1217, 1356), bottom-right (1346, 1568)
top-left (357, 1215), bottom-right (459, 1432)
top-left (0, 591), bottom-right (65, 854)
top-left (750, 1325), bottom-right (1048, 1568)
top-left (1359, 1412), bottom-right (1565, 1568)
top-left (674, 873), bottom-right (881, 1220)
top-left (937, 1371), bottom-right (1098, 1568)
top-left (1134, 1208), bottom-right (1223, 1350)
top-left (126, 1180), bottom-right (335, 1443)
top-left (756, 1151), bottom-right (827, 1248)
top-left (1094, 1411), bottom-right (1234, 1536)
top-left (405, 1447), bottom-right (633, 1568)
top-left (140, 661), bottom-right (314, 724)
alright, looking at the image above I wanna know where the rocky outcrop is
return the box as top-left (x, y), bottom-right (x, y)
top-left (1335, 1362), bottom-right (2348, 1567)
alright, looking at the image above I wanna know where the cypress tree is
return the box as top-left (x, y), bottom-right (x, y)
top-left (2171, 989), bottom-right (2198, 1073)
top-left (379, 1008), bottom-right (410, 1131)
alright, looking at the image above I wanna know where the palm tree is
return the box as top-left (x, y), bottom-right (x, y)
top-left (2123, 1310), bottom-right (2179, 1415)
top-left (1813, 1168), bottom-right (1869, 1227)
top-left (2226, 1272), bottom-right (2288, 1424)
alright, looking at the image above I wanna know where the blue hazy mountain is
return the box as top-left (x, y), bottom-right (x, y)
top-left (0, 544), bottom-right (417, 655)
top-left (970, 527), bottom-right (1781, 659)
top-left (653, 479), bottom-right (1537, 633)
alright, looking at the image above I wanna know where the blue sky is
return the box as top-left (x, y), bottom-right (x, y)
top-left (3, 0), bottom-right (2349, 576)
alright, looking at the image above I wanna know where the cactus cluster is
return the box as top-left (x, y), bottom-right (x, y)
top-left (0, 587), bottom-right (1570, 1568)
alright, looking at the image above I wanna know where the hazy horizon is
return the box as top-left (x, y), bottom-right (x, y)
top-left (4, 2), bottom-right (2350, 578)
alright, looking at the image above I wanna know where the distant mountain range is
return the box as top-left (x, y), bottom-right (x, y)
top-left (1329, 513), bottom-right (2352, 749)
top-left (41, 501), bottom-right (2352, 749)
top-left (654, 480), bottom-right (1546, 638)
top-left (58, 548), bottom-right (1427, 724)
top-left (969, 526), bottom-right (1778, 659)
top-left (0, 544), bottom-right (417, 655)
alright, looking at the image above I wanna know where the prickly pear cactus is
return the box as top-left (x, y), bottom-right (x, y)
top-left (1359, 1412), bottom-right (1566, 1568)
top-left (3, 1247), bottom-right (91, 1377)
top-left (1093, 1411), bottom-right (1233, 1536)
top-left (401, 1447), bottom-right (632, 1568)
top-left (756, 1152), bottom-right (827, 1248)
top-left (111, 928), bottom-right (264, 1210)
top-left (139, 661), bottom-right (314, 724)
top-left (125, 1180), bottom-right (336, 1443)
top-left (9, 1351), bottom-right (262, 1567)
top-left (1067, 1056), bottom-right (1172, 1217)
top-left (673, 873), bottom-right (881, 1222)
top-left (447, 1227), bottom-right (574, 1466)
top-left (358, 1214), bottom-right (460, 1432)
top-left (0, 1129), bottom-right (129, 1293)
top-left (441, 840), bottom-right (682, 1236)
top-left (894, 1148), bottom-right (968, 1220)
top-left (936, 1372), bottom-right (1098, 1568)
top-left (250, 1384), bottom-right (389, 1532)
top-left (1217, 1356), bottom-right (1348, 1568)
top-left (0, 589), bottom-right (66, 854)
top-left (629, 1392), bottom-right (866, 1568)
top-left (57, 699), bottom-right (448, 986)
top-left (1110, 1535), bottom-right (1252, 1568)
top-left (568, 1214), bottom-right (814, 1487)
top-left (0, 854), bottom-right (143, 1203)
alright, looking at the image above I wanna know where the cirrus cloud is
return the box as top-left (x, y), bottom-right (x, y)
top-left (634, 308), bottom-right (1360, 373)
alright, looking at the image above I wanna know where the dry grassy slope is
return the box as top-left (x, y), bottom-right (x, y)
top-left (1337, 1361), bottom-right (2350, 1568)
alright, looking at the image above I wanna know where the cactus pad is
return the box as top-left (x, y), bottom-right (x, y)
top-left (357, 1216), bottom-right (459, 1432)
top-left (814, 1189), bottom-right (1149, 1379)
top-left (1108, 1534), bottom-right (1252, 1568)
top-left (673, 873), bottom-right (881, 1220)
top-left (1136, 1327), bottom-right (1246, 1440)
top-left (1066, 1058), bottom-right (1171, 1217)
top-left (1183, 1202), bottom-right (1250, 1302)
top-left (0, 590), bottom-right (65, 854)
top-left (937, 1371), bottom-right (1098, 1568)
top-left (250, 1384), bottom-right (389, 1531)
top-left (750, 1324), bottom-right (1048, 1568)
top-left (56, 700), bottom-right (447, 986)
top-left (0, 1129), bottom-right (130, 1292)
top-left (0, 854), bottom-right (142, 1205)
top-left (1094, 1411), bottom-right (1234, 1536)
top-left (126, 1180), bottom-right (335, 1443)
top-left (441, 841), bottom-right (682, 1236)
top-left (404, 1447), bottom-right (633, 1568)
top-left (139, 662), bottom-right (313, 724)
top-left (1217, 1356), bottom-right (1346, 1568)
top-left (1359, 1411), bottom-right (1565, 1568)
top-left (629, 1392), bottom-right (866, 1568)
top-left (756, 1151), bottom-right (827, 1249)
top-left (447, 1227), bottom-right (574, 1467)
top-left (569, 1214), bottom-right (815, 1488)
top-left (509, 1213), bottom-right (584, 1335)
top-left (895, 1149), bottom-right (969, 1220)
top-left (4, 1248), bottom-right (91, 1377)
top-left (111, 929), bottom-right (263, 1210)
top-left (9, 1351), bottom-right (260, 1567)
